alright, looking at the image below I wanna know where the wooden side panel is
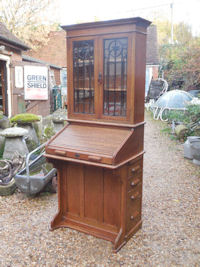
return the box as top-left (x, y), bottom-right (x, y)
top-left (114, 125), bottom-right (144, 164)
top-left (59, 162), bottom-right (67, 215)
top-left (67, 37), bottom-right (73, 117)
top-left (66, 162), bottom-right (82, 216)
top-left (134, 32), bottom-right (147, 124)
top-left (84, 166), bottom-right (103, 221)
top-left (103, 169), bottom-right (121, 228)
top-left (129, 32), bottom-right (135, 125)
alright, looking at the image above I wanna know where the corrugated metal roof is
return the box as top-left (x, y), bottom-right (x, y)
top-left (0, 22), bottom-right (29, 50)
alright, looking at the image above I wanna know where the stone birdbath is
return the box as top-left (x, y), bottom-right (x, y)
top-left (10, 113), bottom-right (41, 151)
top-left (0, 127), bottom-right (28, 159)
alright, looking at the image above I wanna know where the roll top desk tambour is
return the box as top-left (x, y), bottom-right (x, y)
top-left (45, 17), bottom-right (151, 252)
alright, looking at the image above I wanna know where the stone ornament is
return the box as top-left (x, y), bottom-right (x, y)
top-left (0, 127), bottom-right (28, 137)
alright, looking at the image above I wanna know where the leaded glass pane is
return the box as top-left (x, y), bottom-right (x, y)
top-left (103, 38), bottom-right (128, 116)
top-left (73, 40), bottom-right (94, 114)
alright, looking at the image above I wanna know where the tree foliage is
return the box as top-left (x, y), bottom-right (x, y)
top-left (0, 0), bottom-right (59, 49)
top-left (155, 20), bottom-right (193, 45)
top-left (155, 20), bottom-right (200, 91)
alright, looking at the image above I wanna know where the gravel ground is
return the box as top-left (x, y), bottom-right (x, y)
top-left (0, 112), bottom-right (199, 267)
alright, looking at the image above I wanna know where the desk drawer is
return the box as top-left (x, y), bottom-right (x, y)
top-left (127, 184), bottom-right (142, 204)
top-left (127, 159), bottom-right (142, 178)
top-left (126, 188), bottom-right (142, 233)
top-left (127, 175), bottom-right (142, 193)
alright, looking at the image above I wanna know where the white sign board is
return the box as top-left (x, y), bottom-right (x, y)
top-left (15, 66), bottom-right (23, 88)
top-left (24, 66), bottom-right (48, 100)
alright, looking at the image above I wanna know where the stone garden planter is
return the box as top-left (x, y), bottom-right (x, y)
top-left (52, 118), bottom-right (65, 132)
top-left (17, 123), bottom-right (39, 150)
top-left (0, 115), bottom-right (10, 155)
top-left (0, 115), bottom-right (10, 129)
top-left (52, 109), bottom-right (67, 133)
top-left (184, 136), bottom-right (200, 159)
top-left (190, 138), bottom-right (200, 165)
top-left (10, 113), bottom-right (40, 151)
top-left (0, 127), bottom-right (29, 159)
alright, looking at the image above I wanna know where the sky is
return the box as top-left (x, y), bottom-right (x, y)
top-left (58, 0), bottom-right (200, 35)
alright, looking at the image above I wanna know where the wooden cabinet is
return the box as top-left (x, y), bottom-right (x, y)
top-left (65, 17), bottom-right (150, 125)
top-left (45, 17), bottom-right (151, 252)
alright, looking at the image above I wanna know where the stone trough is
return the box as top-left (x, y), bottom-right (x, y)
top-left (14, 143), bottom-right (57, 195)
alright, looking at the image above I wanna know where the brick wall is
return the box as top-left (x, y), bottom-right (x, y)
top-left (52, 67), bottom-right (61, 85)
top-left (25, 99), bottom-right (51, 117)
top-left (10, 50), bottom-right (22, 61)
top-left (152, 66), bottom-right (159, 80)
top-left (26, 30), bottom-right (67, 68)
top-left (1, 45), bottom-right (22, 61)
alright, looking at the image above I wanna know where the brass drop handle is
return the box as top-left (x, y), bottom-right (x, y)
top-left (98, 72), bottom-right (102, 85)
top-left (131, 165), bottom-right (140, 173)
top-left (88, 155), bottom-right (102, 162)
top-left (55, 150), bottom-right (66, 156)
top-left (131, 178), bottom-right (140, 187)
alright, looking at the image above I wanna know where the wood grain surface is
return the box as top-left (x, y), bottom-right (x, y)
top-left (46, 16), bottom-right (149, 252)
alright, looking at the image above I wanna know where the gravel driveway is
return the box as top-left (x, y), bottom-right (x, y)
top-left (0, 112), bottom-right (199, 266)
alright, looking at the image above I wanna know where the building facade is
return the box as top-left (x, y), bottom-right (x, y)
top-left (0, 22), bottom-right (61, 117)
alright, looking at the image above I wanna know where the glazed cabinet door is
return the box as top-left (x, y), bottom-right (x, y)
top-left (67, 34), bottom-right (133, 123)
top-left (67, 37), bottom-right (99, 119)
top-left (99, 34), bottom-right (133, 123)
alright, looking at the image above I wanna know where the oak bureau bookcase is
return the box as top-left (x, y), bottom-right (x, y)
top-left (45, 17), bottom-right (151, 252)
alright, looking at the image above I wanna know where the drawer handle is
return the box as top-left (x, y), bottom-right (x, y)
top-left (130, 212), bottom-right (139, 220)
top-left (131, 165), bottom-right (140, 173)
top-left (88, 156), bottom-right (102, 162)
top-left (55, 150), bottom-right (66, 156)
top-left (131, 178), bottom-right (140, 187)
top-left (130, 192), bottom-right (140, 200)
